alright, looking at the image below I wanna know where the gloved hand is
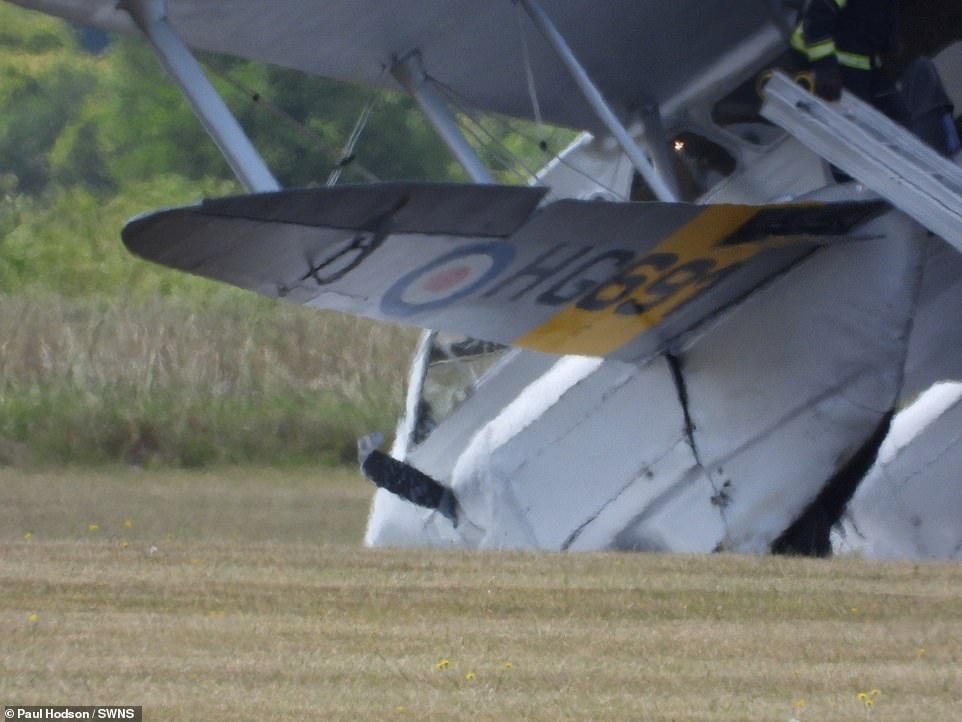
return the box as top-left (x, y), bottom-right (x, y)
top-left (812, 58), bottom-right (843, 101)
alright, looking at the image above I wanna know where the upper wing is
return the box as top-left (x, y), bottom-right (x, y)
top-left (5, 0), bottom-right (784, 131)
top-left (122, 182), bottom-right (887, 363)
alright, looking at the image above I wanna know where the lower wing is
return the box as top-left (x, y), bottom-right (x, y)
top-left (122, 182), bottom-right (887, 363)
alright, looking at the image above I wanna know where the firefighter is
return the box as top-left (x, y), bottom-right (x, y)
top-left (791, 0), bottom-right (909, 125)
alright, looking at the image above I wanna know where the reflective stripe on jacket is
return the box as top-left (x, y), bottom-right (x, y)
top-left (791, 0), bottom-right (899, 70)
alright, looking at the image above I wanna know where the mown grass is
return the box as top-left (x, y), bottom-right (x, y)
top-left (0, 466), bottom-right (372, 545)
top-left (2, 468), bottom-right (962, 721)
top-left (0, 293), bottom-right (417, 466)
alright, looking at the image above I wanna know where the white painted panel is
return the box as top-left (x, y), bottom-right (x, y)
top-left (834, 383), bottom-right (962, 560)
top-left (617, 471), bottom-right (727, 554)
top-left (902, 237), bottom-right (962, 398)
top-left (498, 356), bottom-right (689, 549)
top-left (448, 355), bottom-right (606, 548)
top-left (572, 441), bottom-right (721, 552)
top-left (685, 213), bottom-right (927, 552)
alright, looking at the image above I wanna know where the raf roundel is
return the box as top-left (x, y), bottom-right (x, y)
top-left (381, 242), bottom-right (516, 317)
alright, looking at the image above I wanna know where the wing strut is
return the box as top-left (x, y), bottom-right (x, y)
top-left (119, 0), bottom-right (280, 193)
top-left (516, 0), bottom-right (678, 202)
top-left (391, 53), bottom-right (496, 185)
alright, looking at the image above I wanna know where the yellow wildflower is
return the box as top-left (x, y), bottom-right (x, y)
top-left (23, 532), bottom-right (32, 541)
top-left (435, 659), bottom-right (450, 670)
top-left (465, 672), bottom-right (476, 681)
top-left (123, 519), bottom-right (133, 529)
top-left (88, 523), bottom-right (100, 533)
top-left (28, 613), bottom-right (39, 624)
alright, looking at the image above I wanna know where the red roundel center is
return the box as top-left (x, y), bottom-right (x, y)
top-left (422, 265), bottom-right (471, 293)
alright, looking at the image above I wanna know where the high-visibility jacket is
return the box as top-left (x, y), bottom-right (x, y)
top-left (791, 0), bottom-right (900, 71)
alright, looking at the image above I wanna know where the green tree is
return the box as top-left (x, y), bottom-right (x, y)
top-left (51, 37), bottom-right (236, 192)
top-left (0, 5), bottom-right (100, 194)
top-left (1, 3), bottom-right (572, 198)
top-left (206, 60), bottom-right (462, 186)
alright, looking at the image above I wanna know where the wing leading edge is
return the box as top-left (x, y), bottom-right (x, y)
top-left (122, 182), bottom-right (887, 363)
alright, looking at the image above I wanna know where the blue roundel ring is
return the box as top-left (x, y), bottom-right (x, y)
top-left (381, 242), bottom-right (516, 317)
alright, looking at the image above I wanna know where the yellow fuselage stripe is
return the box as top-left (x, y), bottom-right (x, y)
top-left (514, 205), bottom-right (765, 356)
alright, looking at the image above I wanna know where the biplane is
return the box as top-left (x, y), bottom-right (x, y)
top-left (7, 0), bottom-right (962, 557)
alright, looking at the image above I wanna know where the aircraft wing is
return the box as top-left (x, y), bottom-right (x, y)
top-left (5, 0), bottom-right (784, 131)
top-left (123, 182), bottom-right (887, 363)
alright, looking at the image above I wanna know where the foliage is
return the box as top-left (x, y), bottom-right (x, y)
top-left (0, 7), bottom-right (97, 195)
top-left (0, 5), bottom-right (482, 196)
top-left (0, 3), bottom-right (574, 198)
top-left (0, 176), bottom-right (241, 298)
top-left (0, 4), bottom-right (574, 467)
top-left (220, 61), bottom-right (465, 186)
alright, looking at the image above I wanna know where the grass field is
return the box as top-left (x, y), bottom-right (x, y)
top-left (2, 467), bottom-right (962, 721)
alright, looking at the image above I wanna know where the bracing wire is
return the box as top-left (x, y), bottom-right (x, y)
top-left (327, 86), bottom-right (380, 186)
top-left (468, 102), bottom-right (629, 201)
top-left (511, 1), bottom-right (626, 200)
top-left (514, 0), bottom-right (547, 150)
top-left (202, 61), bottom-right (381, 183)
top-left (205, 49), bottom-right (625, 198)
top-left (548, 152), bottom-right (629, 202)
top-left (430, 77), bottom-right (627, 200)
top-left (455, 117), bottom-right (533, 184)
top-left (430, 78), bottom-right (541, 183)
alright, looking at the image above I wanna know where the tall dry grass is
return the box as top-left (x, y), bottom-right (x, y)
top-left (0, 292), bottom-right (418, 465)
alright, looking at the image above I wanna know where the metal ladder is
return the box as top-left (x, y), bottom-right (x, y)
top-left (761, 70), bottom-right (962, 252)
